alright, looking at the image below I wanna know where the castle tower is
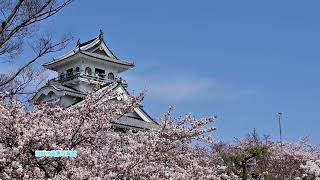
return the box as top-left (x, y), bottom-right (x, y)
top-left (31, 31), bottom-right (158, 130)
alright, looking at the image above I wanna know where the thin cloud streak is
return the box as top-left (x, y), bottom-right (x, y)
top-left (124, 73), bottom-right (257, 103)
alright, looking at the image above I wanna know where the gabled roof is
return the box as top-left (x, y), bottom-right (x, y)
top-left (67, 81), bottom-right (159, 129)
top-left (42, 31), bottom-right (134, 70)
top-left (78, 37), bottom-right (96, 47)
top-left (81, 51), bottom-right (134, 66)
top-left (30, 80), bottom-right (87, 101)
top-left (110, 82), bottom-right (158, 125)
top-left (115, 114), bottom-right (159, 130)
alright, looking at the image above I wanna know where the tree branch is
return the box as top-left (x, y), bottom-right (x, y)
top-left (0, 35), bottom-right (71, 87)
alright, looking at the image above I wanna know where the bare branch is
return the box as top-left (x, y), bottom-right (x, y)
top-left (0, 0), bottom-right (73, 58)
top-left (0, 0), bottom-right (24, 34)
top-left (0, 34), bottom-right (71, 88)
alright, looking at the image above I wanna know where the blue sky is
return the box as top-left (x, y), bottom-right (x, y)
top-left (5, 1), bottom-right (320, 144)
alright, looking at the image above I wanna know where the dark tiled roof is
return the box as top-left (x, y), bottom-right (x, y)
top-left (81, 51), bottom-right (134, 66)
top-left (79, 37), bottom-right (98, 47)
top-left (30, 81), bottom-right (87, 101)
top-left (48, 80), bottom-right (86, 94)
top-left (112, 115), bottom-right (159, 130)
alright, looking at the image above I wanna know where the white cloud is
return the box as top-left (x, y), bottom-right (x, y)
top-left (123, 73), bottom-right (256, 103)
top-left (44, 69), bottom-right (58, 79)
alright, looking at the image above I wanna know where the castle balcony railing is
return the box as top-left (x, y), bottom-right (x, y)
top-left (55, 71), bottom-right (127, 86)
top-left (57, 72), bottom-right (107, 83)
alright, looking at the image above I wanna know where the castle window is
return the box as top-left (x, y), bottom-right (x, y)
top-left (60, 72), bottom-right (65, 80)
top-left (48, 91), bottom-right (54, 98)
top-left (108, 72), bottom-right (115, 80)
top-left (36, 94), bottom-right (46, 104)
top-left (95, 68), bottom-right (105, 78)
top-left (85, 67), bottom-right (92, 75)
top-left (66, 68), bottom-right (73, 77)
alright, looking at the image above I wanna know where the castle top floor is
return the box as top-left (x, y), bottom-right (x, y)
top-left (42, 31), bottom-right (134, 85)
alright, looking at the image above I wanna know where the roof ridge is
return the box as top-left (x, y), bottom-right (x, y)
top-left (78, 36), bottom-right (99, 47)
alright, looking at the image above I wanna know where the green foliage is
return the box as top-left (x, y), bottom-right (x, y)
top-left (240, 172), bottom-right (248, 179)
top-left (250, 146), bottom-right (268, 157)
top-left (217, 130), bottom-right (271, 180)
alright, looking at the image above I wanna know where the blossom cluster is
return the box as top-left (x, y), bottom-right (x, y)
top-left (300, 160), bottom-right (320, 179)
top-left (0, 84), bottom-right (229, 179)
top-left (0, 83), bottom-right (319, 179)
top-left (213, 132), bottom-right (320, 179)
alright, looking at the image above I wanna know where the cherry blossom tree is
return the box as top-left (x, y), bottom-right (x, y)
top-left (1, 82), bottom-right (320, 179)
top-left (213, 131), bottom-right (320, 180)
top-left (0, 83), bottom-right (231, 179)
top-left (300, 160), bottom-right (320, 179)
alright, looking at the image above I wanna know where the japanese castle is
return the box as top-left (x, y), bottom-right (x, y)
top-left (31, 31), bottom-right (158, 130)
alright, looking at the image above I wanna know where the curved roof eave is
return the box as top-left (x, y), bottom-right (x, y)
top-left (43, 51), bottom-right (134, 69)
top-left (30, 85), bottom-right (86, 101)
